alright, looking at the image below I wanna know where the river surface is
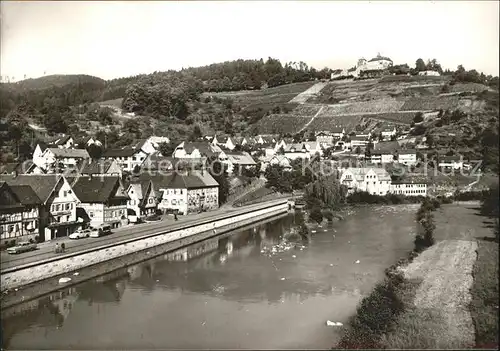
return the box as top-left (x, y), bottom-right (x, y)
top-left (1, 205), bottom-right (419, 350)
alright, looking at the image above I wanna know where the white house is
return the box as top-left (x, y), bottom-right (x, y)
top-left (339, 167), bottom-right (392, 196)
top-left (126, 180), bottom-right (157, 220)
top-left (155, 171), bottom-right (219, 215)
top-left (0, 175), bottom-right (81, 241)
top-left (390, 181), bottom-right (427, 196)
top-left (269, 155), bottom-right (293, 170)
top-left (39, 148), bottom-right (90, 173)
top-left (284, 143), bottom-right (311, 160)
top-left (367, 150), bottom-right (394, 164)
top-left (134, 136), bottom-right (170, 155)
top-left (381, 126), bottom-right (397, 140)
top-left (438, 156), bottom-right (465, 170)
top-left (331, 127), bottom-right (346, 139)
top-left (102, 148), bottom-right (149, 172)
top-left (222, 151), bottom-right (257, 175)
top-left (80, 159), bottom-right (122, 178)
top-left (397, 149), bottom-right (418, 166)
top-left (418, 70), bottom-right (440, 76)
top-left (47, 135), bottom-right (74, 149)
top-left (77, 136), bottom-right (102, 148)
top-left (69, 176), bottom-right (129, 229)
top-left (349, 136), bottom-right (370, 150)
top-left (212, 136), bottom-right (236, 151)
top-left (0, 182), bottom-right (42, 246)
top-left (172, 142), bottom-right (218, 159)
top-left (303, 141), bottom-right (323, 158)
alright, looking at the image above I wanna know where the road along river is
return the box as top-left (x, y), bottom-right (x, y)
top-left (1, 204), bottom-right (419, 350)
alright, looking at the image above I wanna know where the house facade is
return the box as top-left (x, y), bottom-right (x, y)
top-left (70, 176), bottom-right (129, 229)
top-left (390, 181), bottom-right (428, 196)
top-left (102, 148), bottom-right (148, 172)
top-left (339, 167), bottom-right (392, 196)
top-left (438, 156), bottom-right (464, 170)
top-left (126, 180), bottom-right (158, 219)
top-left (0, 182), bottom-right (42, 246)
top-left (397, 149), bottom-right (418, 166)
top-left (1, 175), bottom-right (81, 241)
top-left (222, 152), bottom-right (257, 175)
top-left (367, 150), bottom-right (394, 164)
top-left (38, 148), bottom-right (90, 172)
top-left (381, 126), bottom-right (397, 140)
top-left (156, 172), bottom-right (219, 215)
top-left (284, 143), bottom-right (310, 160)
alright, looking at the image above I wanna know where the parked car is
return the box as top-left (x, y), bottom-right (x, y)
top-left (6, 241), bottom-right (37, 254)
top-left (69, 228), bottom-right (95, 240)
top-left (89, 224), bottom-right (112, 238)
top-left (144, 215), bottom-right (162, 223)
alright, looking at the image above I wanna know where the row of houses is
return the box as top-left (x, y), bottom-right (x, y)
top-left (0, 170), bottom-right (219, 246)
top-left (338, 167), bottom-right (428, 197)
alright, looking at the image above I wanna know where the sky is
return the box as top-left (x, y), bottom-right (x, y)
top-left (1, 1), bottom-right (499, 82)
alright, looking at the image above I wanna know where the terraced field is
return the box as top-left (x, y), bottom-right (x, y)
top-left (400, 96), bottom-right (460, 111)
top-left (203, 81), bottom-right (316, 110)
top-left (256, 114), bottom-right (311, 134)
top-left (307, 115), bottom-right (365, 132)
top-left (291, 104), bottom-right (323, 116)
top-left (449, 82), bottom-right (491, 93)
top-left (317, 98), bottom-right (405, 116)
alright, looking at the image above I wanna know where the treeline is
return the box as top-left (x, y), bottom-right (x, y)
top-left (119, 58), bottom-right (330, 118)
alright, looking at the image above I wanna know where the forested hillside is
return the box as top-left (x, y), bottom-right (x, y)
top-left (0, 57), bottom-right (328, 161)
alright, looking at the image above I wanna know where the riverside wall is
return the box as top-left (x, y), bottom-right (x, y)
top-left (1, 201), bottom-right (289, 291)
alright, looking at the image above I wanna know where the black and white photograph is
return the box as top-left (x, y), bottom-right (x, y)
top-left (0, 1), bottom-right (498, 349)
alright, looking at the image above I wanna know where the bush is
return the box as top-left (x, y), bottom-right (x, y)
top-left (309, 207), bottom-right (323, 224)
top-left (323, 210), bottom-right (334, 222)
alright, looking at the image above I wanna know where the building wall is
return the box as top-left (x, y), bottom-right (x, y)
top-left (0, 206), bottom-right (40, 245)
top-left (159, 188), bottom-right (188, 214)
top-left (398, 153), bottom-right (417, 166)
top-left (44, 180), bottom-right (80, 241)
top-left (390, 183), bottom-right (427, 196)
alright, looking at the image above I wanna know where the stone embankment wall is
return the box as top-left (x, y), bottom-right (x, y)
top-left (1, 202), bottom-right (288, 291)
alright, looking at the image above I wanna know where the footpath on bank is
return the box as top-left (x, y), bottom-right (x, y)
top-left (335, 200), bottom-right (498, 349)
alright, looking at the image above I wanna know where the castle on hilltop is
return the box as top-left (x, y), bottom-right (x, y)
top-left (331, 53), bottom-right (393, 80)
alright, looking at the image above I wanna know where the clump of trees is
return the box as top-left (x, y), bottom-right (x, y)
top-left (414, 198), bottom-right (439, 252)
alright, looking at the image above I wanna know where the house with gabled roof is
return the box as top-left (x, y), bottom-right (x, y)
top-left (47, 135), bottom-right (74, 149)
top-left (68, 176), bottom-right (129, 229)
top-left (211, 135), bottom-right (236, 151)
top-left (80, 159), bottom-right (122, 178)
top-left (284, 143), bottom-right (310, 160)
top-left (397, 149), bottom-right (418, 166)
top-left (172, 141), bottom-right (218, 159)
top-left (339, 167), bottom-right (392, 195)
top-left (39, 148), bottom-right (90, 173)
top-left (125, 179), bottom-right (158, 221)
top-left (141, 171), bottom-right (219, 215)
top-left (0, 174), bottom-right (81, 241)
top-left (222, 151), bottom-right (257, 175)
top-left (0, 181), bottom-right (43, 246)
top-left (102, 147), bottom-right (148, 172)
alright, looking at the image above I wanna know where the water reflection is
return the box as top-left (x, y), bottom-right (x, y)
top-left (1, 205), bottom-right (419, 350)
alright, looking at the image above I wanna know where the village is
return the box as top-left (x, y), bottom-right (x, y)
top-left (0, 115), bottom-right (476, 247)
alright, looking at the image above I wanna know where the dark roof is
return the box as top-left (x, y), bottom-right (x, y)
top-left (182, 142), bottom-right (217, 157)
top-left (398, 149), bottom-right (417, 155)
top-left (80, 160), bottom-right (119, 174)
top-left (368, 56), bottom-right (392, 62)
top-left (0, 175), bottom-right (61, 203)
top-left (9, 185), bottom-right (42, 206)
top-left (48, 135), bottom-right (71, 146)
top-left (102, 148), bottom-right (144, 158)
top-left (68, 176), bottom-right (127, 203)
top-left (374, 141), bottom-right (400, 152)
top-left (0, 163), bottom-right (21, 174)
top-left (137, 171), bottom-right (218, 190)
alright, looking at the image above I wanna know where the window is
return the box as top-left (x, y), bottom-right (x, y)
top-left (90, 212), bottom-right (94, 218)
top-left (65, 203), bottom-right (70, 210)
top-left (132, 157), bottom-right (137, 161)
top-left (56, 204), bottom-right (61, 211)
top-left (148, 198), bottom-right (153, 204)
top-left (66, 215), bottom-right (70, 222)
top-left (64, 191), bottom-right (68, 197)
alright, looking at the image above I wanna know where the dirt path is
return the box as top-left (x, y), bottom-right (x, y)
top-left (297, 105), bottom-right (324, 133)
top-left (393, 239), bottom-right (478, 349)
top-left (289, 82), bottom-right (328, 104)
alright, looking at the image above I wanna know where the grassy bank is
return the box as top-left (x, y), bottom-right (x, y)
top-left (336, 201), bottom-right (498, 349)
top-left (470, 238), bottom-right (499, 348)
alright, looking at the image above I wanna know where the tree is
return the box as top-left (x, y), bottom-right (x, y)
top-left (309, 207), bottom-right (323, 224)
top-left (415, 58), bottom-right (426, 72)
top-left (159, 141), bottom-right (177, 157)
top-left (413, 112), bottom-right (424, 123)
top-left (355, 146), bottom-right (361, 154)
top-left (44, 112), bottom-right (68, 134)
top-left (87, 144), bottom-right (103, 159)
top-left (208, 157), bottom-right (229, 205)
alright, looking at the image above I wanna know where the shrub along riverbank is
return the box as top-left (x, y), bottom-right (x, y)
top-left (335, 198), bottom-right (439, 349)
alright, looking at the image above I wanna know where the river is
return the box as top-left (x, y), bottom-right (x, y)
top-left (1, 204), bottom-right (419, 350)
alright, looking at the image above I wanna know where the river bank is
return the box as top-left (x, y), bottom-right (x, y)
top-left (335, 202), bottom-right (498, 349)
top-left (2, 205), bottom-right (419, 350)
top-left (1, 201), bottom-right (288, 309)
